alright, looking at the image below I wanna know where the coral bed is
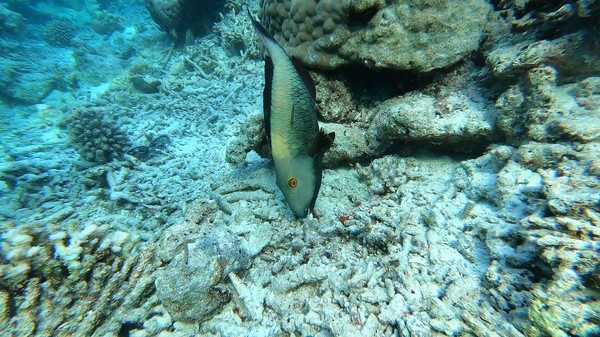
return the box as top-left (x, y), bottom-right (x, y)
top-left (0, 0), bottom-right (598, 336)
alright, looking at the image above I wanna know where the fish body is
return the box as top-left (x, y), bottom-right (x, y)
top-left (249, 11), bottom-right (334, 217)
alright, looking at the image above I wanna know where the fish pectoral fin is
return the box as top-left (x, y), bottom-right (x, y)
top-left (264, 55), bottom-right (273, 142)
top-left (319, 129), bottom-right (335, 151)
top-left (308, 129), bottom-right (335, 157)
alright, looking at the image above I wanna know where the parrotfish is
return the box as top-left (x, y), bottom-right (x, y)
top-left (248, 11), bottom-right (335, 218)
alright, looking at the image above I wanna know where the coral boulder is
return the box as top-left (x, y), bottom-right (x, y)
top-left (259, 0), bottom-right (493, 71)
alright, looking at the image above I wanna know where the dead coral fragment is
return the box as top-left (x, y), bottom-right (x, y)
top-left (0, 221), bottom-right (158, 337)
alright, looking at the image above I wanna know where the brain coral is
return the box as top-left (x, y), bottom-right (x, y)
top-left (259, 0), bottom-right (492, 71)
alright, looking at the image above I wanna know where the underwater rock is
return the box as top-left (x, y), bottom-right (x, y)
top-left (155, 201), bottom-right (271, 323)
top-left (0, 38), bottom-right (77, 104)
top-left (514, 142), bottom-right (574, 170)
top-left (260, 0), bottom-right (492, 71)
top-left (155, 233), bottom-right (250, 322)
top-left (144, 0), bottom-right (226, 43)
top-left (91, 10), bottom-right (123, 36)
top-left (312, 72), bottom-right (367, 124)
top-left (365, 91), bottom-right (494, 155)
top-left (486, 32), bottom-right (600, 81)
top-left (0, 4), bottom-right (24, 33)
top-left (0, 50), bottom-right (74, 105)
top-left (64, 105), bottom-right (131, 164)
top-left (225, 114), bottom-right (267, 165)
top-left (496, 72), bottom-right (600, 144)
top-left (521, 213), bottom-right (600, 336)
top-left (3, 71), bottom-right (59, 105)
top-left (130, 75), bottom-right (161, 94)
top-left (227, 90), bottom-right (494, 166)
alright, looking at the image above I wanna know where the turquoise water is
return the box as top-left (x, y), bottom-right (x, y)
top-left (1, 1), bottom-right (598, 336)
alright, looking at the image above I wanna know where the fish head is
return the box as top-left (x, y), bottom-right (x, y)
top-left (275, 155), bottom-right (321, 218)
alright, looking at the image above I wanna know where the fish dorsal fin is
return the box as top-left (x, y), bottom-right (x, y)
top-left (264, 55), bottom-right (273, 144)
top-left (291, 56), bottom-right (316, 101)
top-left (248, 9), bottom-right (277, 45)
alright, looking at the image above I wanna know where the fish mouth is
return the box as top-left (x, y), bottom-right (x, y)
top-left (290, 204), bottom-right (310, 218)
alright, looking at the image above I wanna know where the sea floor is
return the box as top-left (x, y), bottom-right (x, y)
top-left (0, 1), bottom-right (598, 336)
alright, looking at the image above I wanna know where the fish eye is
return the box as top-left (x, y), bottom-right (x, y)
top-left (288, 177), bottom-right (297, 188)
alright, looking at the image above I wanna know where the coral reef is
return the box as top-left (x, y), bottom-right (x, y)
top-left (144, 0), bottom-right (226, 43)
top-left (259, 0), bottom-right (493, 71)
top-left (213, 9), bottom-right (261, 58)
top-left (2, 0), bottom-right (599, 336)
top-left (166, 154), bottom-right (534, 337)
top-left (227, 88), bottom-right (495, 166)
top-left (0, 41), bottom-right (76, 104)
top-left (486, 32), bottom-right (600, 82)
top-left (154, 200), bottom-right (268, 322)
top-left (0, 221), bottom-right (160, 337)
top-left (522, 213), bottom-right (600, 337)
top-left (43, 19), bottom-right (77, 47)
top-left (468, 27), bottom-right (600, 332)
top-left (63, 105), bottom-right (131, 164)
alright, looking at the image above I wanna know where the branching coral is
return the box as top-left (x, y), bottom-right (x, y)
top-left (63, 105), bottom-right (131, 164)
top-left (213, 9), bottom-right (260, 58)
top-left (0, 221), bottom-right (162, 336)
